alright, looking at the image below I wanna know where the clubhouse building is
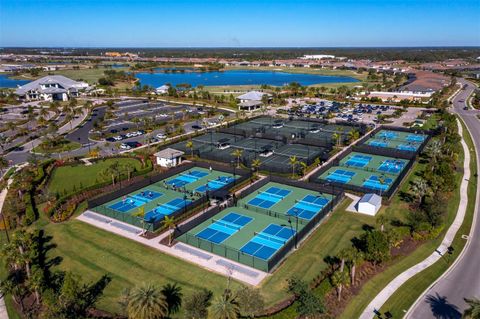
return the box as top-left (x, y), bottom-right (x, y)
top-left (15, 75), bottom-right (89, 101)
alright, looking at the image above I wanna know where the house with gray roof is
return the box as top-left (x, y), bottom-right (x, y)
top-left (15, 75), bottom-right (89, 101)
top-left (236, 91), bottom-right (271, 111)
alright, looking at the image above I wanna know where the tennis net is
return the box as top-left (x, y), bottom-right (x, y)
top-left (212, 219), bottom-right (241, 231)
top-left (254, 232), bottom-right (286, 245)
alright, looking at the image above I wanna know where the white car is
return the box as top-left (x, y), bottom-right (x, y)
top-left (156, 133), bottom-right (167, 139)
top-left (113, 136), bottom-right (123, 141)
top-left (120, 143), bottom-right (131, 150)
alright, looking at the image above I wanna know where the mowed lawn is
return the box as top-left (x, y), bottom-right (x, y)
top-left (259, 199), bottom-right (375, 305)
top-left (36, 216), bottom-right (243, 315)
top-left (47, 158), bottom-right (143, 195)
top-left (27, 197), bottom-right (375, 315)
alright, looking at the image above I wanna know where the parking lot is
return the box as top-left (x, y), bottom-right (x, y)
top-left (289, 99), bottom-right (397, 124)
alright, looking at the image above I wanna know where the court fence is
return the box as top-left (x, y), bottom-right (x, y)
top-left (87, 161), bottom-right (250, 231)
top-left (174, 175), bottom-right (344, 272)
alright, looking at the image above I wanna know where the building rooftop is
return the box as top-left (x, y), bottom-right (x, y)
top-left (237, 91), bottom-right (271, 101)
top-left (154, 148), bottom-right (184, 159)
top-left (15, 75), bottom-right (88, 95)
top-left (359, 193), bottom-right (382, 206)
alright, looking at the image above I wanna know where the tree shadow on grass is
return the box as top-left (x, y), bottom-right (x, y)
top-left (425, 293), bottom-right (461, 319)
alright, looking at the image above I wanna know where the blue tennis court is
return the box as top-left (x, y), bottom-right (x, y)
top-left (345, 154), bottom-right (372, 168)
top-left (166, 170), bottom-right (209, 187)
top-left (195, 176), bottom-right (235, 193)
top-left (108, 189), bottom-right (163, 213)
top-left (144, 197), bottom-right (192, 222)
top-left (247, 187), bottom-right (291, 209)
top-left (240, 224), bottom-right (295, 260)
top-left (378, 131), bottom-right (399, 139)
top-left (363, 175), bottom-right (393, 191)
top-left (369, 140), bottom-right (389, 148)
top-left (287, 195), bottom-right (329, 220)
top-left (378, 159), bottom-right (405, 174)
top-left (196, 212), bottom-right (253, 244)
top-left (406, 134), bottom-right (426, 142)
top-left (397, 144), bottom-right (417, 152)
top-left (326, 169), bottom-right (356, 184)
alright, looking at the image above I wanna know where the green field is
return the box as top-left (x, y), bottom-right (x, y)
top-left (47, 157), bottom-right (143, 195)
top-left (32, 140), bottom-right (81, 154)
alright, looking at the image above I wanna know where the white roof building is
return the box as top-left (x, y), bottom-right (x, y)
top-left (356, 193), bottom-right (382, 216)
top-left (155, 84), bottom-right (170, 94)
top-left (236, 91), bottom-right (272, 111)
top-left (154, 148), bottom-right (184, 168)
top-left (15, 75), bottom-right (89, 101)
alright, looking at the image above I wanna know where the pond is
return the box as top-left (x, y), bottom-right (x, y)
top-left (0, 73), bottom-right (31, 88)
top-left (136, 69), bottom-right (359, 88)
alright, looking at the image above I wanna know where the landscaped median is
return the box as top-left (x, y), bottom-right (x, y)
top-left (338, 116), bottom-right (476, 319)
top-left (377, 118), bottom-right (477, 317)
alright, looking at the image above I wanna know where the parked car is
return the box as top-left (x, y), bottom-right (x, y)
top-left (106, 137), bottom-right (116, 142)
top-left (126, 141), bottom-right (142, 148)
top-left (192, 125), bottom-right (202, 130)
top-left (156, 132), bottom-right (167, 139)
top-left (120, 143), bottom-right (131, 150)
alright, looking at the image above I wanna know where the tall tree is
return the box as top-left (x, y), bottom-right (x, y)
top-left (211, 290), bottom-right (240, 319)
top-left (289, 156), bottom-right (298, 178)
top-left (183, 289), bottom-right (213, 319)
top-left (231, 149), bottom-right (243, 168)
top-left (161, 283), bottom-right (182, 316)
top-left (126, 283), bottom-right (169, 319)
top-left (235, 287), bottom-right (264, 318)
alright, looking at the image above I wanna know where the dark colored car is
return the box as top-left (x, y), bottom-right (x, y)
top-left (110, 129), bottom-right (118, 133)
top-left (126, 141), bottom-right (142, 148)
top-left (192, 125), bottom-right (202, 130)
top-left (106, 137), bottom-right (116, 142)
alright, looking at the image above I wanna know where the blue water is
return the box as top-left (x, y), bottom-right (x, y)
top-left (0, 74), bottom-right (30, 88)
top-left (136, 69), bottom-right (359, 87)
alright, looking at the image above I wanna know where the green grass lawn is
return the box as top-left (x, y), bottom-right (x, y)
top-left (339, 122), bottom-right (469, 319)
top-left (27, 212), bottom-right (243, 316)
top-left (47, 157), bottom-right (143, 195)
top-left (259, 199), bottom-right (375, 305)
top-left (33, 139), bottom-right (81, 154)
top-left (378, 118), bottom-right (477, 317)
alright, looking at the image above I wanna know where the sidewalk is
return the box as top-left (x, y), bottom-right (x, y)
top-left (359, 118), bottom-right (471, 318)
top-left (77, 175), bottom-right (270, 286)
top-left (0, 179), bottom-right (13, 319)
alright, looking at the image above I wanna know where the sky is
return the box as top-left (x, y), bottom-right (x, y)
top-left (0, 0), bottom-right (479, 47)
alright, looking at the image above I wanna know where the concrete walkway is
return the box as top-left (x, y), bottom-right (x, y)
top-left (359, 118), bottom-right (471, 318)
top-left (77, 175), bottom-right (270, 286)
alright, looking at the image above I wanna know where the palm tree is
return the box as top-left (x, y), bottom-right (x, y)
top-left (231, 149), bottom-right (243, 168)
top-left (251, 159), bottom-right (261, 175)
top-left (376, 214), bottom-right (388, 232)
top-left (122, 162), bottom-right (135, 181)
top-left (348, 248), bottom-right (364, 285)
top-left (425, 140), bottom-right (442, 165)
top-left (331, 270), bottom-right (350, 301)
top-left (463, 298), bottom-right (480, 318)
top-left (211, 290), bottom-right (240, 319)
top-left (186, 140), bottom-right (194, 158)
top-left (299, 161), bottom-right (307, 176)
top-left (347, 129), bottom-right (360, 144)
top-left (289, 156), bottom-right (298, 178)
top-left (337, 248), bottom-right (351, 273)
top-left (410, 178), bottom-right (429, 205)
top-left (332, 133), bottom-right (340, 147)
top-left (126, 283), bottom-right (169, 319)
top-left (163, 216), bottom-right (176, 246)
top-left (161, 283), bottom-right (182, 316)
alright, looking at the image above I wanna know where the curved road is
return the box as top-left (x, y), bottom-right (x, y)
top-left (408, 78), bottom-right (480, 318)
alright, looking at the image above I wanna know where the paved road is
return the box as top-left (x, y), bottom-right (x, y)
top-left (408, 78), bottom-right (480, 318)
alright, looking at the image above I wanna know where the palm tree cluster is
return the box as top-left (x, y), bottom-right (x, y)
top-left (406, 112), bottom-right (461, 233)
top-left (121, 284), bottom-right (264, 319)
top-left (0, 230), bottom-right (110, 318)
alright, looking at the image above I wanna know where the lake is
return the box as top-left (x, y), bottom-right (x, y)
top-left (0, 74), bottom-right (31, 88)
top-left (136, 69), bottom-right (359, 88)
